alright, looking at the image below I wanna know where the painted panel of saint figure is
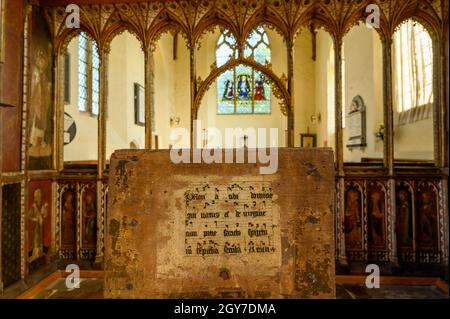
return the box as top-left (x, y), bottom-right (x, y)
top-left (396, 186), bottom-right (413, 249)
top-left (416, 185), bottom-right (438, 251)
top-left (367, 186), bottom-right (386, 249)
top-left (28, 7), bottom-right (54, 170)
top-left (61, 189), bottom-right (76, 247)
top-left (82, 189), bottom-right (97, 247)
top-left (344, 188), bottom-right (363, 250)
top-left (28, 180), bottom-right (52, 271)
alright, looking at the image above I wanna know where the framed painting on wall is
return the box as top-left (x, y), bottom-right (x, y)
top-left (134, 83), bottom-right (145, 127)
top-left (300, 134), bottom-right (317, 148)
top-left (134, 83), bottom-right (156, 132)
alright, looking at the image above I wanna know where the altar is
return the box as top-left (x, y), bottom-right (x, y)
top-left (104, 148), bottom-right (336, 298)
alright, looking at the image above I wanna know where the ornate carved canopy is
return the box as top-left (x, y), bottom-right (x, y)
top-left (42, 0), bottom-right (447, 54)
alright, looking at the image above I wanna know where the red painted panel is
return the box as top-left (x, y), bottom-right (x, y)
top-left (1, 0), bottom-right (23, 172)
top-left (1, 107), bottom-right (21, 172)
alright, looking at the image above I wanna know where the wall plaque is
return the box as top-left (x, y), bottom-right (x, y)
top-left (346, 95), bottom-right (367, 149)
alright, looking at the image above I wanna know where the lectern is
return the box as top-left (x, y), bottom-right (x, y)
top-left (105, 148), bottom-right (336, 298)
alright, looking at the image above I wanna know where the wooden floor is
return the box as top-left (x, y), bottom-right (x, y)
top-left (16, 271), bottom-right (449, 299)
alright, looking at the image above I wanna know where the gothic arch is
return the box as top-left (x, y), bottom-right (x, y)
top-left (194, 57), bottom-right (290, 118)
top-left (193, 8), bottom-right (239, 48)
top-left (146, 9), bottom-right (190, 49)
top-left (55, 27), bottom-right (96, 56)
top-left (243, 9), bottom-right (289, 44)
top-left (102, 22), bottom-right (145, 53)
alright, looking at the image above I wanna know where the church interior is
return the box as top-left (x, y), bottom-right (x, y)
top-left (0, 0), bottom-right (449, 300)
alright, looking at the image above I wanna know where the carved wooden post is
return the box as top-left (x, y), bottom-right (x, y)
top-left (0, 0), bottom-right (3, 291)
top-left (95, 180), bottom-right (106, 264)
top-left (53, 52), bottom-right (64, 171)
top-left (0, 154), bottom-right (2, 294)
top-left (0, 73), bottom-right (2, 295)
top-left (333, 35), bottom-right (347, 266)
top-left (97, 46), bottom-right (108, 178)
top-left (21, 3), bottom-right (31, 281)
top-left (144, 46), bottom-right (154, 149)
top-left (287, 38), bottom-right (294, 147)
top-left (444, 22), bottom-right (449, 169)
top-left (189, 42), bottom-right (197, 150)
top-left (95, 45), bottom-right (108, 264)
top-left (435, 34), bottom-right (445, 168)
top-left (443, 21), bottom-right (449, 279)
top-left (382, 35), bottom-right (399, 267)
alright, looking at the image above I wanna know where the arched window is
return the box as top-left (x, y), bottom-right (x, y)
top-left (216, 27), bottom-right (271, 114)
top-left (393, 20), bottom-right (433, 125)
top-left (78, 32), bottom-right (100, 115)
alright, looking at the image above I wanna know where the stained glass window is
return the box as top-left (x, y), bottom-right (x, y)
top-left (78, 32), bottom-right (100, 116)
top-left (217, 27), bottom-right (271, 114)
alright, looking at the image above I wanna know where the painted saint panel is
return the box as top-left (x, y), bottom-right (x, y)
top-left (396, 182), bottom-right (414, 262)
top-left (1, 107), bottom-right (21, 171)
top-left (28, 7), bottom-right (53, 170)
top-left (61, 186), bottom-right (76, 249)
top-left (344, 183), bottom-right (364, 260)
top-left (416, 183), bottom-right (439, 253)
top-left (367, 182), bottom-right (387, 260)
top-left (80, 184), bottom-right (97, 260)
top-left (28, 180), bottom-right (52, 272)
top-left (395, 183), bottom-right (413, 248)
